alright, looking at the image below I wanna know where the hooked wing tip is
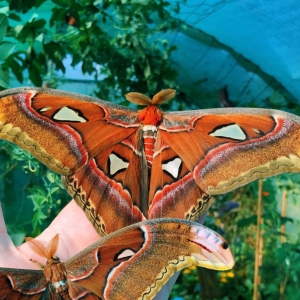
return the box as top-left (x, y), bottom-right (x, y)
top-left (189, 226), bottom-right (235, 270)
top-left (192, 247), bottom-right (235, 270)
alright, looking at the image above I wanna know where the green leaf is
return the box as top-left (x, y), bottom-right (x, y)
top-left (9, 0), bottom-right (36, 12)
top-left (31, 19), bottom-right (46, 29)
top-left (8, 57), bottom-right (23, 82)
top-left (281, 216), bottom-right (294, 224)
top-left (237, 215), bottom-right (257, 228)
top-left (49, 7), bottom-right (67, 27)
top-left (9, 231), bottom-right (26, 246)
top-left (52, 0), bottom-right (71, 6)
top-left (263, 229), bottom-right (283, 237)
top-left (33, 34), bottom-right (44, 54)
top-left (15, 0), bottom-right (46, 11)
top-left (35, 0), bottom-right (47, 8)
top-left (32, 210), bottom-right (47, 228)
top-left (0, 68), bottom-right (10, 88)
top-left (0, 14), bottom-right (8, 42)
top-left (50, 186), bottom-right (60, 194)
top-left (8, 13), bottom-right (22, 21)
top-left (71, 53), bottom-right (82, 67)
top-left (29, 64), bottom-right (43, 87)
top-left (0, 41), bottom-right (17, 61)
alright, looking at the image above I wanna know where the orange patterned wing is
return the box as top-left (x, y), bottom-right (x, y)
top-left (0, 268), bottom-right (102, 299)
top-left (62, 134), bottom-right (148, 235)
top-left (147, 108), bottom-right (300, 221)
top-left (0, 269), bottom-right (46, 299)
top-left (148, 135), bottom-right (214, 220)
top-left (0, 87), bottom-right (139, 175)
top-left (65, 218), bottom-right (234, 300)
top-left (157, 109), bottom-right (300, 196)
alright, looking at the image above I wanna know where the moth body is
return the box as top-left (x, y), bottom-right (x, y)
top-left (43, 257), bottom-right (69, 296)
top-left (142, 125), bottom-right (158, 168)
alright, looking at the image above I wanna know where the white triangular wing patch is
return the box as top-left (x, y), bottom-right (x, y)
top-left (162, 157), bottom-right (182, 179)
top-left (53, 107), bottom-right (87, 122)
top-left (209, 124), bottom-right (247, 140)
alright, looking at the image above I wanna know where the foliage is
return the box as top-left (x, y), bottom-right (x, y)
top-left (2, 0), bottom-right (182, 101)
top-left (0, 140), bottom-right (69, 243)
top-left (0, 13), bottom-right (17, 88)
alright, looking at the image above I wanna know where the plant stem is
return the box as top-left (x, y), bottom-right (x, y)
top-left (280, 189), bottom-right (287, 298)
top-left (280, 189), bottom-right (287, 244)
top-left (253, 179), bottom-right (263, 300)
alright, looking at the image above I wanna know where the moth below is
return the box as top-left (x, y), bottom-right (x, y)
top-left (0, 219), bottom-right (234, 299)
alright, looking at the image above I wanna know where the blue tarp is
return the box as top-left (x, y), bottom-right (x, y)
top-left (165, 0), bottom-right (300, 106)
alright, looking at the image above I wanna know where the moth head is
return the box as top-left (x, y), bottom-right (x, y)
top-left (126, 89), bottom-right (176, 126)
top-left (49, 255), bottom-right (60, 263)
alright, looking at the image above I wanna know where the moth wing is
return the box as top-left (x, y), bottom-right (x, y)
top-left (160, 108), bottom-right (300, 195)
top-left (0, 268), bottom-right (46, 299)
top-left (62, 131), bottom-right (147, 236)
top-left (65, 218), bottom-right (234, 299)
top-left (0, 87), bottom-right (140, 175)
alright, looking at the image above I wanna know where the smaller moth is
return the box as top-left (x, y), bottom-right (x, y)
top-left (0, 218), bottom-right (234, 299)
